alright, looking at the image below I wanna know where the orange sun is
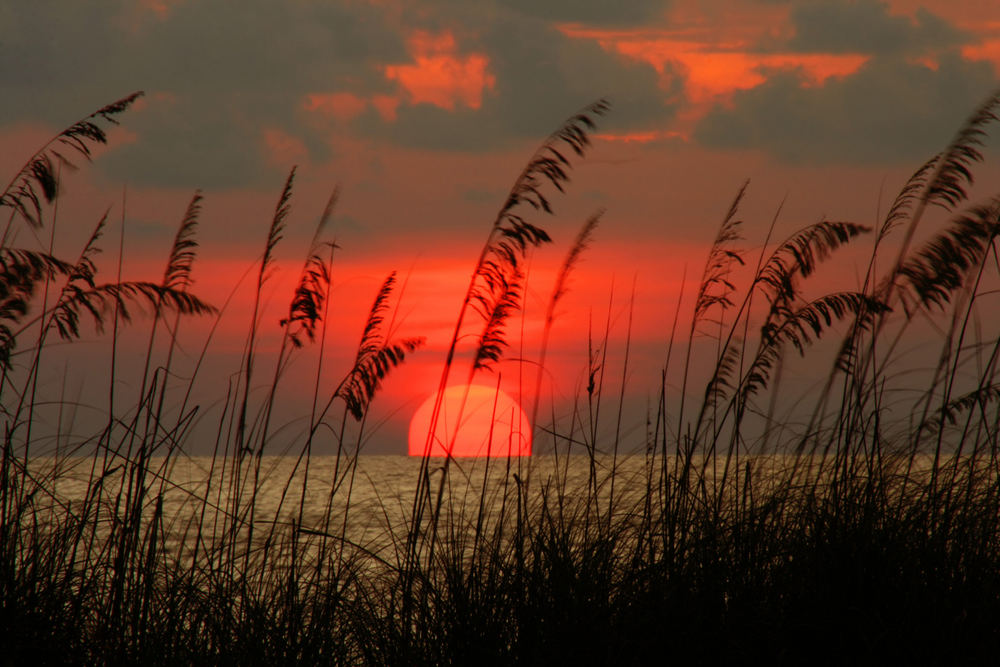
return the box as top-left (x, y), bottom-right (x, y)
top-left (408, 385), bottom-right (532, 457)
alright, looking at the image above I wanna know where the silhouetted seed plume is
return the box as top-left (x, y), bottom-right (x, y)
top-left (921, 384), bottom-right (1000, 435)
top-left (464, 100), bottom-right (610, 357)
top-left (755, 221), bottom-right (871, 310)
top-left (261, 169), bottom-right (295, 289)
top-left (60, 229), bottom-right (214, 340)
top-left (829, 169), bottom-right (936, 374)
top-left (897, 199), bottom-right (1000, 316)
top-left (924, 89), bottom-right (1000, 212)
top-left (744, 292), bottom-right (889, 400)
top-left (885, 88), bottom-right (1000, 290)
top-left (336, 272), bottom-right (425, 420)
top-left (498, 99), bottom-right (611, 223)
top-left (34, 212), bottom-right (215, 343)
top-left (258, 189), bottom-right (341, 472)
top-left (236, 167), bottom-right (296, 455)
top-left (877, 156), bottom-right (940, 244)
top-left (48, 211), bottom-right (111, 340)
top-left (693, 181), bottom-right (746, 331)
top-left (162, 192), bottom-right (202, 293)
top-left (473, 267), bottom-right (523, 373)
top-left (465, 99), bottom-right (609, 352)
top-left (691, 210), bottom-right (876, 444)
top-left (406, 101), bottom-right (609, 600)
top-left (532, 211), bottom-right (602, 428)
top-left (281, 187), bottom-right (340, 349)
top-left (65, 282), bottom-right (215, 331)
top-left (702, 337), bottom-right (743, 413)
top-left (135, 191), bottom-right (206, 428)
top-left (418, 99), bottom-right (610, 460)
top-left (8, 91), bottom-right (1000, 666)
top-left (731, 220), bottom-right (868, 393)
top-left (749, 219), bottom-right (878, 385)
top-left (0, 92), bottom-right (144, 230)
top-left (832, 90), bottom-right (1000, 390)
top-left (552, 211), bottom-right (601, 309)
top-left (678, 182), bottom-right (746, 447)
top-left (0, 250), bottom-right (73, 370)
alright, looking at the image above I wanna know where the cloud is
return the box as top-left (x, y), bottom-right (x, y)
top-left (495, 0), bottom-right (670, 26)
top-left (694, 51), bottom-right (998, 164)
top-left (0, 0), bottom-right (407, 189)
top-left (383, 31), bottom-right (496, 111)
top-left (783, 0), bottom-right (972, 56)
top-left (359, 14), bottom-right (680, 152)
top-left (1, 1), bottom-right (677, 189)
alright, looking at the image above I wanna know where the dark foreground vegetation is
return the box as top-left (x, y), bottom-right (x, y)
top-left (2, 91), bottom-right (1000, 665)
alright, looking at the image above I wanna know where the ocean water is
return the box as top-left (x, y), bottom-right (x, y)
top-left (32, 454), bottom-right (660, 561)
top-left (29, 452), bottom-right (929, 567)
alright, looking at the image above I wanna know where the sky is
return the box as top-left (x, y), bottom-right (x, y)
top-left (2, 0), bottom-right (1000, 455)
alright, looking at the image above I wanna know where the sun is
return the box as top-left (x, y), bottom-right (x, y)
top-left (408, 385), bottom-right (532, 457)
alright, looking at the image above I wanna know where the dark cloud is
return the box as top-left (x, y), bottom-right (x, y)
top-left (495, 0), bottom-right (670, 26)
top-left (481, 17), bottom-right (679, 136)
top-left (784, 0), bottom-right (972, 56)
top-left (1, 1), bottom-right (405, 189)
top-left (694, 52), bottom-right (998, 164)
top-left (360, 14), bottom-right (680, 152)
top-left (1, 1), bottom-right (677, 188)
top-left (99, 93), bottom-right (299, 190)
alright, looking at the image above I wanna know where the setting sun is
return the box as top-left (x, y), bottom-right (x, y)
top-left (408, 385), bottom-right (531, 457)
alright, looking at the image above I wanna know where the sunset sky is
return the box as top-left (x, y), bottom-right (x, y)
top-left (3, 0), bottom-right (1000, 454)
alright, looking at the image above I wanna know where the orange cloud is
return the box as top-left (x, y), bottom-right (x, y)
top-left (595, 130), bottom-right (686, 144)
top-left (570, 30), bottom-right (867, 103)
top-left (301, 91), bottom-right (401, 124)
top-left (304, 92), bottom-right (368, 122)
top-left (371, 94), bottom-right (400, 122)
top-left (690, 52), bottom-right (867, 100)
top-left (384, 30), bottom-right (495, 111)
top-left (964, 39), bottom-right (1000, 76)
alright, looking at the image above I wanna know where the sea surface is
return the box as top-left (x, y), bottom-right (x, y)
top-left (33, 455), bottom-right (661, 559)
top-left (29, 452), bottom-right (932, 565)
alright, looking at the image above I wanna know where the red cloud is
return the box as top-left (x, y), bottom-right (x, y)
top-left (963, 39), bottom-right (1000, 76)
top-left (562, 27), bottom-right (868, 103)
top-left (384, 30), bottom-right (496, 111)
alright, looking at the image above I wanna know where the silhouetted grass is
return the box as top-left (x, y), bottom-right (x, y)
top-left (2, 92), bottom-right (1000, 665)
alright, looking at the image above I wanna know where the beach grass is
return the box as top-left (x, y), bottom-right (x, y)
top-left (2, 91), bottom-right (1000, 665)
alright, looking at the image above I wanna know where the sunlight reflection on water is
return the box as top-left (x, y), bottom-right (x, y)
top-left (32, 453), bottom-right (939, 566)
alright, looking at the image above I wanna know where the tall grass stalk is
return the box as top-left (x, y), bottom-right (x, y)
top-left (3, 91), bottom-right (1000, 664)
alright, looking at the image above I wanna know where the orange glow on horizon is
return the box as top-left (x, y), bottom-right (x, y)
top-left (408, 385), bottom-right (532, 457)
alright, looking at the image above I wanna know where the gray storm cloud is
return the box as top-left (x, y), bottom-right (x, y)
top-left (695, 54), bottom-right (997, 164)
top-left (360, 13), bottom-right (679, 152)
top-left (495, 0), bottom-right (671, 26)
top-left (695, 1), bottom-right (997, 164)
top-left (1, 0), bottom-right (677, 189)
top-left (785, 0), bottom-right (972, 56)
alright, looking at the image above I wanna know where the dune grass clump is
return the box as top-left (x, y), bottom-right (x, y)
top-left (1, 91), bottom-right (1000, 665)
